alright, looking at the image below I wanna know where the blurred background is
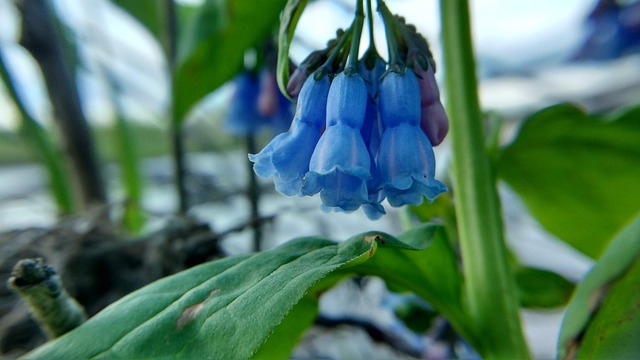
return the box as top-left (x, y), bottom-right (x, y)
top-left (0, 0), bottom-right (639, 358)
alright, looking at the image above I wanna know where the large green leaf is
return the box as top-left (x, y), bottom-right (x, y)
top-left (557, 214), bottom-right (640, 359)
top-left (497, 104), bottom-right (640, 258)
top-left (26, 229), bottom-right (439, 359)
top-left (174, 0), bottom-right (288, 122)
top-left (350, 225), bottom-right (478, 350)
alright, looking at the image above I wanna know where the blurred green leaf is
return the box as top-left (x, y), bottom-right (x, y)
top-left (0, 50), bottom-right (75, 214)
top-left (276, 0), bottom-right (310, 98)
top-left (111, 0), bottom-right (164, 39)
top-left (174, 0), bottom-right (288, 122)
top-left (497, 104), bottom-right (640, 258)
top-left (351, 225), bottom-right (478, 350)
top-left (515, 267), bottom-right (574, 308)
top-left (393, 298), bottom-right (437, 333)
top-left (558, 214), bottom-right (640, 359)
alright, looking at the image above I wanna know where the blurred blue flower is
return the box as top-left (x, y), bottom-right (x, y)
top-left (257, 69), bottom-right (294, 134)
top-left (249, 74), bottom-right (331, 196)
top-left (223, 72), bottom-right (267, 135)
top-left (376, 70), bottom-right (447, 206)
top-left (224, 70), bottom-right (294, 136)
top-left (303, 72), bottom-right (371, 212)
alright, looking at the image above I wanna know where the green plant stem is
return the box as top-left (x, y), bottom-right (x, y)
top-left (164, 0), bottom-right (189, 214)
top-left (376, 0), bottom-right (400, 66)
top-left (246, 135), bottom-right (262, 252)
top-left (346, 0), bottom-right (364, 71)
top-left (316, 25), bottom-right (353, 77)
top-left (439, 0), bottom-right (528, 358)
top-left (366, 0), bottom-right (375, 50)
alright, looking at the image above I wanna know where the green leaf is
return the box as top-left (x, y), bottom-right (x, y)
top-left (276, 0), bottom-right (310, 98)
top-left (558, 214), bottom-right (640, 359)
top-left (174, 0), bottom-right (288, 122)
top-left (514, 267), bottom-right (574, 308)
top-left (111, 0), bottom-right (164, 39)
top-left (27, 225), bottom-right (491, 359)
top-left (0, 50), bottom-right (75, 214)
top-left (497, 104), bottom-right (640, 258)
top-left (350, 224), bottom-right (478, 350)
top-left (252, 296), bottom-right (318, 359)
top-left (25, 232), bottom-right (385, 359)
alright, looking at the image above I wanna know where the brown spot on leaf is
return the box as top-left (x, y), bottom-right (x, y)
top-left (176, 288), bottom-right (220, 330)
top-left (364, 234), bottom-right (382, 244)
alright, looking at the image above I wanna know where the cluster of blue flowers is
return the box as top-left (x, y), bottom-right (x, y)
top-left (249, 1), bottom-right (448, 219)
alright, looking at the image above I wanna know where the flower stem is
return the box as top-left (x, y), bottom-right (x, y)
top-left (366, 0), bottom-right (376, 51)
top-left (377, 0), bottom-right (401, 66)
top-left (316, 26), bottom-right (353, 78)
top-left (439, 0), bottom-right (529, 358)
top-left (346, 0), bottom-right (365, 71)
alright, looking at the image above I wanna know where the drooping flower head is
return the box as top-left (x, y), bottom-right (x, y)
top-left (249, 0), bottom-right (448, 219)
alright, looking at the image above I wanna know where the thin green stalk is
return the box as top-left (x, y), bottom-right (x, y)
top-left (164, 0), bottom-right (189, 214)
top-left (0, 51), bottom-right (75, 214)
top-left (439, 0), bottom-right (529, 358)
top-left (366, 0), bottom-right (376, 51)
top-left (316, 25), bottom-right (353, 77)
top-left (376, 0), bottom-right (400, 66)
top-left (82, 0), bottom-right (145, 232)
top-left (246, 135), bottom-right (262, 252)
top-left (345, 0), bottom-right (364, 71)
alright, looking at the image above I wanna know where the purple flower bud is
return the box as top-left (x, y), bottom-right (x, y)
top-left (416, 65), bottom-right (449, 146)
top-left (286, 66), bottom-right (309, 98)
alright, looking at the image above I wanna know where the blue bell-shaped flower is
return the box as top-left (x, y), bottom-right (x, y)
top-left (377, 69), bottom-right (447, 206)
top-left (304, 72), bottom-right (372, 212)
top-left (223, 72), bottom-right (268, 135)
top-left (249, 74), bottom-right (331, 196)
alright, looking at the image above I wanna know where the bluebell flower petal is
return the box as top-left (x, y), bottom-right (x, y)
top-left (378, 71), bottom-right (421, 128)
top-left (325, 73), bottom-right (368, 128)
top-left (362, 201), bottom-right (386, 220)
top-left (377, 70), bottom-right (447, 207)
top-left (248, 139), bottom-right (277, 178)
top-left (308, 125), bottom-right (371, 179)
top-left (359, 57), bottom-right (386, 98)
top-left (384, 178), bottom-right (447, 206)
top-left (307, 171), bottom-right (369, 212)
top-left (248, 75), bottom-right (331, 196)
